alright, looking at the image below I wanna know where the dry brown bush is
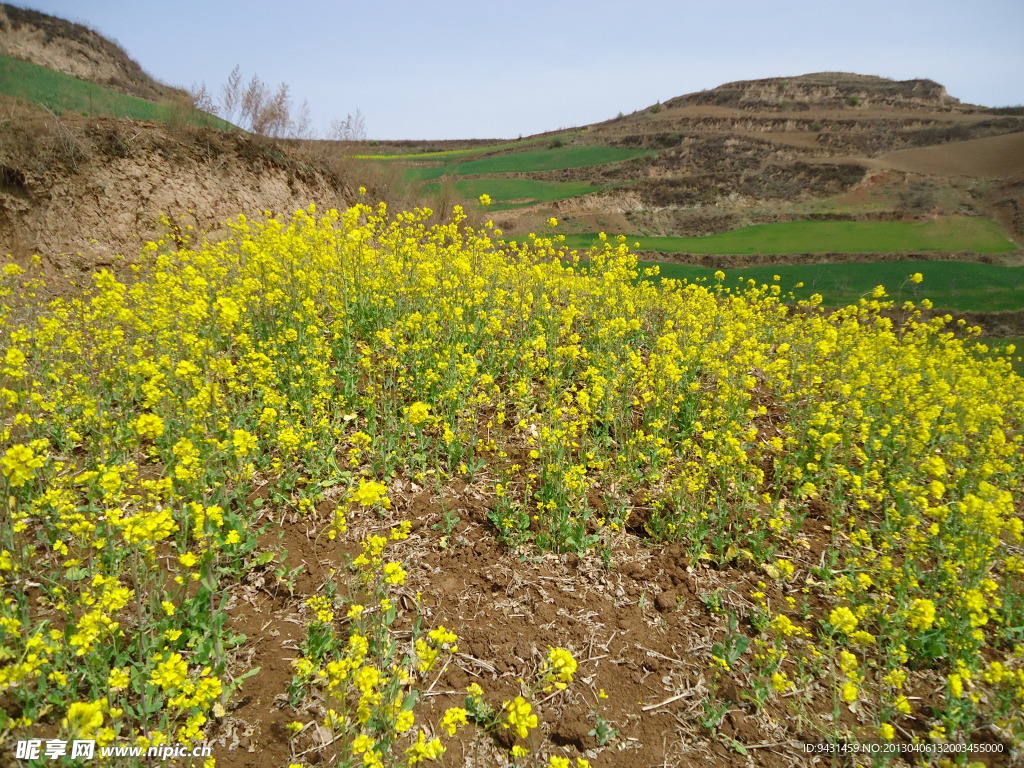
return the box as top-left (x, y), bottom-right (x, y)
top-left (191, 66), bottom-right (320, 140)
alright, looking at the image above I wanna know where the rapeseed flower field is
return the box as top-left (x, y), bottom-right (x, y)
top-left (0, 198), bottom-right (1021, 766)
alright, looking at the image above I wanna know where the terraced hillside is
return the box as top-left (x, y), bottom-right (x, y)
top-left (359, 73), bottom-right (1023, 248)
top-left (351, 73), bottom-right (1023, 340)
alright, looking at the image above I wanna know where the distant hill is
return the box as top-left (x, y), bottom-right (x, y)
top-left (355, 73), bottom-right (1022, 255)
top-left (664, 72), bottom-right (964, 112)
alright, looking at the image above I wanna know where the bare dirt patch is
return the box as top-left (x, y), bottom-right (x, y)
top-left (203, 478), bottom-right (879, 768)
top-left (875, 132), bottom-right (1024, 179)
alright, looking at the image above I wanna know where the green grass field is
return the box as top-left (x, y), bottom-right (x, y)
top-left (562, 218), bottom-right (1018, 255)
top-left (404, 145), bottom-right (651, 181)
top-left (633, 259), bottom-right (1024, 312)
top-left (354, 134), bottom-right (580, 161)
top-left (422, 178), bottom-right (603, 209)
top-left (0, 54), bottom-right (231, 128)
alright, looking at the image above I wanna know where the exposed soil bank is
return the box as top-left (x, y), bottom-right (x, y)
top-left (0, 110), bottom-right (352, 285)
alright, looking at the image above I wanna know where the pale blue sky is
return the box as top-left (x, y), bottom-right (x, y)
top-left (12, 0), bottom-right (1024, 139)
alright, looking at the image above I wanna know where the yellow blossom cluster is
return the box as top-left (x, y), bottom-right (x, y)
top-left (0, 200), bottom-right (1021, 756)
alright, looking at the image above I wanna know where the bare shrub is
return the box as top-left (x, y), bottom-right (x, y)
top-left (190, 67), bottom-right (314, 139)
top-left (189, 82), bottom-right (217, 116)
top-left (185, 69), bottom-right (379, 204)
top-left (220, 65), bottom-right (243, 124)
top-left (291, 100), bottom-right (314, 141)
top-left (328, 109), bottom-right (366, 143)
top-left (292, 108), bottom-right (367, 182)
top-left (45, 110), bottom-right (88, 171)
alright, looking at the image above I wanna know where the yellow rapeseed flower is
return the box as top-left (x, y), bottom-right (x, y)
top-left (404, 401), bottom-right (431, 426)
top-left (543, 647), bottom-right (577, 689)
top-left (1, 444), bottom-right (44, 487)
top-left (150, 653), bottom-right (188, 691)
top-left (351, 480), bottom-right (390, 508)
top-left (503, 696), bottom-right (538, 739)
top-left (907, 598), bottom-right (936, 631)
top-left (828, 606), bottom-right (858, 634)
top-left (63, 699), bottom-right (106, 737)
top-left (439, 707), bottom-right (468, 735)
top-left (133, 413), bottom-right (165, 439)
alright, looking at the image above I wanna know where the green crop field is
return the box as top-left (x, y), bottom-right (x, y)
top-left (0, 54), bottom-right (231, 128)
top-left (354, 134), bottom-right (579, 161)
top-left (404, 145), bottom-right (651, 181)
top-left (632, 259), bottom-right (1024, 312)
top-left (562, 218), bottom-right (1018, 255)
top-left (422, 178), bottom-right (603, 209)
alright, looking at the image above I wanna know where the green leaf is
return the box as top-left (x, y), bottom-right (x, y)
top-left (732, 635), bottom-right (750, 659)
top-left (225, 632), bottom-right (248, 649)
top-left (254, 551), bottom-right (277, 567)
top-left (233, 666), bottom-right (262, 686)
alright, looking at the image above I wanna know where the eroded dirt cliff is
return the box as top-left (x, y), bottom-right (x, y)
top-left (0, 106), bottom-right (352, 284)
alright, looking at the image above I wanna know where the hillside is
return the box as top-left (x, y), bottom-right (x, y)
top-left (0, 102), bottom-right (353, 285)
top-left (343, 73), bottom-right (1024, 342)
top-left (357, 73), bottom-right (1024, 255)
top-left (0, 53), bottom-right (234, 128)
top-left (606, 90), bottom-right (1021, 243)
top-left (0, 3), bottom-right (185, 102)
top-left (663, 72), bottom-right (965, 112)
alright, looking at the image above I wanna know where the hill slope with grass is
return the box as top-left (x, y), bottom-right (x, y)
top-left (0, 3), bottom-right (185, 102)
top-left (0, 53), bottom-right (230, 127)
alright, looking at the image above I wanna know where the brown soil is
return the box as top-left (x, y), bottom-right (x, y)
top-left (0, 103), bottom-right (354, 287)
top-left (210, 480), bottom-right (850, 768)
top-left (874, 132), bottom-right (1024, 178)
